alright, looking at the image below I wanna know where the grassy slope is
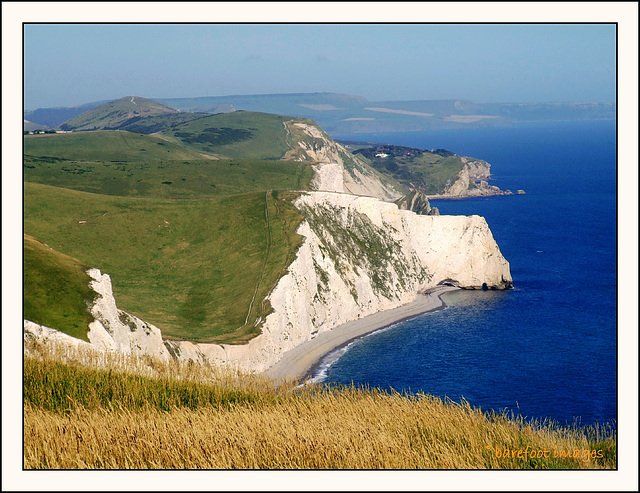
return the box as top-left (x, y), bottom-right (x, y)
top-left (23, 235), bottom-right (95, 341)
top-left (354, 145), bottom-right (467, 195)
top-left (109, 112), bottom-right (210, 134)
top-left (24, 131), bottom-right (206, 162)
top-left (24, 183), bottom-right (304, 343)
top-left (159, 111), bottom-right (294, 159)
top-left (24, 120), bottom-right (314, 342)
top-left (23, 344), bottom-right (617, 470)
top-left (24, 155), bottom-right (313, 199)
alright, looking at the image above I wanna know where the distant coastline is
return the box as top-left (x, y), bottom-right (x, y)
top-left (426, 190), bottom-right (517, 200)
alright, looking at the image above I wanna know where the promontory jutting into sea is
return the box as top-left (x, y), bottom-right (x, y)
top-left (24, 93), bottom-right (615, 427)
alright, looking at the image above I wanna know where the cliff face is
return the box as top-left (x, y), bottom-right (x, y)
top-left (443, 158), bottom-right (512, 197)
top-left (24, 192), bottom-right (512, 373)
top-left (161, 192), bottom-right (512, 372)
top-left (283, 121), bottom-right (403, 201)
top-left (24, 269), bottom-right (171, 361)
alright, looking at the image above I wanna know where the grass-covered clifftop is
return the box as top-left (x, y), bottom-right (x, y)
top-left (351, 144), bottom-right (466, 195)
top-left (23, 341), bottom-right (616, 470)
top-left (24, 109), bottom-right (323, 344)
top-left (23, 235), bottom-right (96, 341)
top-left (159, 110), bottom-right (300, 160)
top-left (24, 183), bottom-right (305, 343)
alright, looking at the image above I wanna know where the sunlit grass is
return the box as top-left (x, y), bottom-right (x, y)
top-left (24, 184), bottom-right (305, 343)
top-left (23, 340), bottom-right (616, 470)
top-left (23, 235), bottom-right (95, 341)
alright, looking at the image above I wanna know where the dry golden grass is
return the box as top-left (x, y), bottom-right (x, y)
top-left (23, 339), bottom-right (616, 470)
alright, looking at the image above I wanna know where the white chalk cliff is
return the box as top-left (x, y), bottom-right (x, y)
top-left (24, 268), bottom-right (171, 362)
top-left (27, 191), bottom-right (512, 373)
top-left (441, 157), bottom-right (512, 197)
top-left (170, 192), bottom-right (512, 372)
top-left (24, 120), bottom-right (512, 374)
top-left (283, 121), bottom-right (403, 201)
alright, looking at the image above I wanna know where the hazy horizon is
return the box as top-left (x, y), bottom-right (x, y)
top-left (24, 22), bottom-right (616, 111)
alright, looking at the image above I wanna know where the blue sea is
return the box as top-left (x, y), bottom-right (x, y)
top-left (324, 121), bottom-right (617, 426)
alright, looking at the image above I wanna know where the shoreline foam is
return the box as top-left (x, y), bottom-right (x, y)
top-left (265, 285), bottom-right (459, 383)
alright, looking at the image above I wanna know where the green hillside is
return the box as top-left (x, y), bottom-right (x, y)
top-left (22, 103), bottom-right (390, 345)
top-left (23, 234), bottom-right (96, 341)
top-left (24, 130), bottom-right (206, 162)
top-left (350, 143), bottom-right (468, 195)
top-left (160, 111), bottom-right (296, 159)
top-left (24, 183), bottom-right (305, 343)
top-left (59, 96), bottom-right (178, 131)
top-left (24, 131), bottom-right (312, 199)
top-left (107, 112), bottom-right (210, 134)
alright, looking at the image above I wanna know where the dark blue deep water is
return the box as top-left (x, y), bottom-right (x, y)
top-left (324, 121), bottom-right (617, 426)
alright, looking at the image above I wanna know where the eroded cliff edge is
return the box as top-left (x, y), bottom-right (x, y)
top-left (183, 192), bottom-right (512, 372)
top-left (24, 116), bottom-right (513, 374)
top-left (27, 191), bottom-right (512, 374)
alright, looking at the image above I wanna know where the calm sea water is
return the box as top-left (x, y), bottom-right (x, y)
top-left (324, 121), bottom-right (617, 426)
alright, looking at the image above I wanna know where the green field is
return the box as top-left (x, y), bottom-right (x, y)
top-left (24, 183), bottom-right (305, 343)
top-left (24, 155), bottom-right (312, 199)
top-left (23, 113), bottom-right (320, 343)
top-left (354, 145), bottom-right (467, 195)
top-left (160, 111), bottom-right (297, 159)
top-left (23, 234), bottom-right (96, 341)
top-left (24, 131), bottom-right (205, 162)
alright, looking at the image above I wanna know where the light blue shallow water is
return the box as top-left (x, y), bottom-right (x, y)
top-left (323, 121), bottom-right (616, 426)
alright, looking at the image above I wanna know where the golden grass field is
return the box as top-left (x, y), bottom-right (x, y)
top-left (23, 339), bottom-right (616, 470)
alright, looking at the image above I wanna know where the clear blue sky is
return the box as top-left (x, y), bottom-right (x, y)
top-left (24, 22), bottom-right (616, 110)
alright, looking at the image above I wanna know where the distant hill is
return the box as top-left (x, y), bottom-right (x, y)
top-left (58, 96), bottom-right (180, 131)
top-left (24, 120), bottom-right (51, 132)
top-left (26, 92), bottom-right (615, 135)
top-left (158, 93), bottom-right (615, 134)
top-left (24, 100), bottom-right (106, 128)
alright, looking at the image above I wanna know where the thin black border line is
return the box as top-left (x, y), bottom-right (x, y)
top-left (21, 20), bottom-right (619, 473)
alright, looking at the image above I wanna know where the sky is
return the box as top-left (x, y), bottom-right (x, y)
top-left (23, 21), bottom-right (617, 110)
